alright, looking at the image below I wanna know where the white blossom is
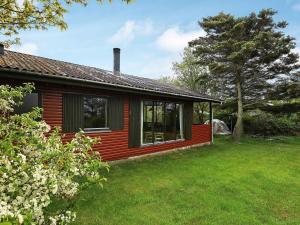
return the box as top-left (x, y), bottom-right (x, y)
top-left (18, 214), bottom-right (24, 224)
top-left (0, 84), bottom-right (108, 224)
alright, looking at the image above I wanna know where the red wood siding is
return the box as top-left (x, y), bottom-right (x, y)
top-left (42, 87), bottom-right (63, 127)
top-left (1, 79), bottom-right (211, 161)
top-left (63, 97), bottom-right (211, 161)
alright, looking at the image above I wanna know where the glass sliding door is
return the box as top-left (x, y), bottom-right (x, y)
top-left (153, 102), bottom-right (164, 142)
top-left (165, 102), bottom-right (176, 141)
top-left (176, 103), bottom-right (184, 139)
top-left (142, 100), bottom-right (184, 145)
top-left (143, 101), bottom-right (154, 144)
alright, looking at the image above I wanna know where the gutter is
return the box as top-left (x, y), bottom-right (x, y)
top-left (0, 68), bottom-right (222, 103)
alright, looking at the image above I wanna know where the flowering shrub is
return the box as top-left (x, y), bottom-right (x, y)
top-left (0, 83), bottom-right (109, 225)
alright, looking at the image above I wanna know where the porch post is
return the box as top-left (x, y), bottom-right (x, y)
top-left (209, 101), bottom-right (213, 143)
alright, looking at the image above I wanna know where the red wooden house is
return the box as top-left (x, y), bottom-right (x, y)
top-left (0, 45), bottom-right (220, 161)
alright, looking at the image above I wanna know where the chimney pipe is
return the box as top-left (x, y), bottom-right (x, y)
top-left (113, 48), bottom-right (120, 75)
top-left (0, 43), bottom-right (4, 55)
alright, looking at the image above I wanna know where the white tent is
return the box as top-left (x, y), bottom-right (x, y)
top-left (205, 119), bottom-right (231, 135)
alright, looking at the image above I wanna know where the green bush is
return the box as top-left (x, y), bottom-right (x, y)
top-left (243, 112), bottom-right (300, 136)
top-left (0, 83), bottom-right (108, 225)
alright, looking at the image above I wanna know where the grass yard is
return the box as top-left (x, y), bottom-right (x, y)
top-left (71, 137), bottom-right (300, 225)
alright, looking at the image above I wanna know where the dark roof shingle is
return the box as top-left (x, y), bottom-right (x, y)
top-left (0, 50), bottom-right (219, 102)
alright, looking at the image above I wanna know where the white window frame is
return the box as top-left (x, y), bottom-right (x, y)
top-left (141, 100), bottom-right (185, 146)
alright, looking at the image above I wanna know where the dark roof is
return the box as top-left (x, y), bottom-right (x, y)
top-left (0, 50), bottom-right (220, 102)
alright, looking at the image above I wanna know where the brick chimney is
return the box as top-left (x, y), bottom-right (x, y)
top-left (113, 48), bottom-right (120, 75)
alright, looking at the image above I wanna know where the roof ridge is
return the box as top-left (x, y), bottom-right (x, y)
top-left (5, 50), bottom-right (177, 83)
top-left (5, 49), bottom-right (114, 74)
top-left (5, 49), bottom-right (172, 82)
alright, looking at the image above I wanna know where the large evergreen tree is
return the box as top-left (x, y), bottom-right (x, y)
top-left (189, 9), bottom-right (299, 141)
top-left (268, 72), bottom-right (300, 101)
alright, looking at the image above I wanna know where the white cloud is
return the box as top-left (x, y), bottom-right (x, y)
top-left (156, 27), bottom-right (205, 53)
top-left (108, 19), bottom-right (154, 44)
top-left (139, 57), bottom-right (174, 77)
top-left (123, 52), bottom-right (181, 78)
top-left (292, 3), bottom-right (300, 11)
top-left (11, 42), bottom-right (39, 55)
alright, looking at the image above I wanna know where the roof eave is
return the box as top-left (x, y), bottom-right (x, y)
top-left (0, 68), bottom-right (222, 103)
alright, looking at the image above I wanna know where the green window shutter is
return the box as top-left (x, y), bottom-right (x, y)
top-left (184, 101), bottom-right (193, 140)
top-left (128, 98), bottom-right (141, 148)
top-left (108, 96), bottom-right (124, 131)
top-left (63, 94), bottom-right (84, 132)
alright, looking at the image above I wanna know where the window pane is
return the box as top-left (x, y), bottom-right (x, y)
top-left (143, 101), bottom-right (153, 144)
top-left (176, 104), bottom-right (184, 139)
top-left (193, 102), bottom-right (209, 124)
top-left (142, 101), bottom-right (184, 144)
top-left (165, 102), bottom-right (176, 141)
top-left (153, 102), bottom-right (164, 142)
top-left (14, 93), bottom-right (39, 114)
top-left (84, 97), bottom-right (107, 129)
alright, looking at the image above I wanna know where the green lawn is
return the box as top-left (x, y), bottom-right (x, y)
top-left (72, 137), bottom-right (300, 225)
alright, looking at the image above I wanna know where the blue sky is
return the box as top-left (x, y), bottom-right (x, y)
top-left (11, 0), bottom-right (300, 79)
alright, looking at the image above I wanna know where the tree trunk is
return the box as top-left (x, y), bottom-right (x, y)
top-left (233, 80), bottom-right (244, 142)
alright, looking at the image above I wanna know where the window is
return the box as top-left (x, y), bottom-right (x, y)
top-left (143, 101), bottom-right (154, 144)
top-left (63, 94), bottom-right (124, 133)
top-left (193, 102), bottom-right (209, 124)
top-left (176, 103), bottom-right (184, 139)
top-left (142, 101), bottom-right (184, 144)
top-left (14, 93), bottom-right (41, 114)
top-left (83, 96), bottom-right (107, 130)
top-left (153, 102), bottom-right (164, 142)
top-left (165, 102), bottom-right (176, 141)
